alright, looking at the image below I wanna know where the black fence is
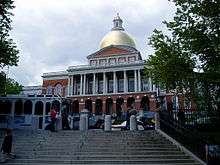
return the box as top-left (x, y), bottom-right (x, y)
top-left (159, 109), bottom-right (220, 164)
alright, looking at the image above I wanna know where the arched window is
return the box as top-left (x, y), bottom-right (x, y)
top-left (184, 97), bottom-right (191, 109)
top-left (46, 85), bottom-right (52, 94)
top-left (54, 84), bottom-right (62, 96)
top-left (172, 95), bottom-right (179, 111)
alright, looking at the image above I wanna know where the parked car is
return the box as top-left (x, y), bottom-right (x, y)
top-left (89, 116), bottom-right (104, 129)
top-left (137, 111), bottom-right (155, 130)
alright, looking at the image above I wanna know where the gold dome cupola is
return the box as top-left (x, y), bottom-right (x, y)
top-left (112, 13), bottom-right (124, 31)
top-left (100, 13), bottom-right (136, 49)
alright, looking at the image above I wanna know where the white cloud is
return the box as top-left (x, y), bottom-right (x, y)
top-left (8, 0), bottom-right (176, 86)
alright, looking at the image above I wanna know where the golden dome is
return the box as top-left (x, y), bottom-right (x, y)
top-left (100, 14), bottom-right (136, 49)
top-left (100, 30), bottom-right (136, 49)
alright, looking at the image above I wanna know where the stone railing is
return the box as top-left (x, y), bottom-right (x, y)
top-left (68, 60), bottom-right (145, 71)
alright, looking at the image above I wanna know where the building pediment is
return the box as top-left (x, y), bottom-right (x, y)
top-left (87, 45), bottom-right (138, 59)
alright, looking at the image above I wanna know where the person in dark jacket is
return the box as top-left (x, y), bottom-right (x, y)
top-left (50, 108), bottom-right (57, 132)
top-left (1, 129), bottom-right (15, 163)
top-left (62, 112), bottom-right (70, 130)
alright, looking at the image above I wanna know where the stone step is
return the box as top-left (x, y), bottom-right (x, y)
top-left (20, 154), bottom-right (190, 160)
top-left (16, 150), bottom-right (184, 156)
top-left (5, 158), bottom-right (198, 164)
top-left (1, 130), bottom-right (201, 165)
top-left (15, 147), bottom-right (180, 152)
top-left (79, 147), bottom-right (180, 151)
top-left (3, 163), bottom-right (202, 165)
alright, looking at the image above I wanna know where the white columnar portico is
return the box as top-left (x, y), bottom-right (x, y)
top-left (124, 70), bottom-right (127, 93)
top-left (80, 74), bottom-right (83, 95)
top-left (93, 73), bottom-right (96, 94)
top-left (138, 69), bottom-right (141, 92)
top-left (134, 70), bottom-right (137, 92)
top-left (83, 74), bottom-right (86, 95)
top-left (113, 71), bottom-right (116, 93)
top-left (103, 72), bottom-right (106, 94)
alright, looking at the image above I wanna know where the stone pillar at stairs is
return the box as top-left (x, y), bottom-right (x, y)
top-left (130, 115), bottom-right (137, 130)
top-left (104, 115), bottom-right (111, 131)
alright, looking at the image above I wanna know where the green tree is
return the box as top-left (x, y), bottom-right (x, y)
top-left (146, 0), bottom-right (220, 112)
top-left (0, 0), bottom-right (20, 94)
top-left (0, 0), bottom-right (19, 68)
top-left (0, 72), bottom-right (22, 95)
top-left (5, 77), bottom-right (22, 94)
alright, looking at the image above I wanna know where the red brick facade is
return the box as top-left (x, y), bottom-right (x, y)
top-left (42, 79), bottom-right (68, 96)
top-left (165, 94), bottom-right (196, 111)
top-left (92, 47), bottom-right (130, 58)
top-left (68, 92), bottom-right (157, 114)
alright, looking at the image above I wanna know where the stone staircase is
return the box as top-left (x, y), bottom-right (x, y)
top-left (0, 130), bottom-right (202, 164)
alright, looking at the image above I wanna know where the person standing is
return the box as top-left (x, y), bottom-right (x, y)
top-left (1, 129), bottom-right (15, 163)
top-left (50, 108), bottom-right (57, 132)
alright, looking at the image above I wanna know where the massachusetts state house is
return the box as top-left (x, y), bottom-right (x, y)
top-left (0, 14), bottom-right (190, 130)
top-left (42, 14), bottom-right (157, 116)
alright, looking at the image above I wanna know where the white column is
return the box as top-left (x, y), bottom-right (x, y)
top-left (32, 100), bottom-right (36, 115)
top-left (124, 70), bottom-right (127, 93)
top-left (93, 73), bottom-right (96, 94)
top-left (113, 71), bottom-right (117, 93)
top-left (149, 77), bottom-right (152, 91)
top-left (138, 69), bottom-right (141, 92)
top-left (134, 70), bottom-right (137, 92)
top-left (67, 76), bottom-right (70, 96)
top-left (83, 74), bottom-right (86, 95)
top-left (103, 72), bottom-right (106, 94)
top-left (80, 74), bottom-right (83, 95)
top-left (71, 76), bottom-right (73, 96)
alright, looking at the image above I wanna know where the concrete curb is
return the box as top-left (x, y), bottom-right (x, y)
top-left (156, 129), bottom-right (206, 165)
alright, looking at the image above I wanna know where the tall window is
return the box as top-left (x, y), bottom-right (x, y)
top-left (88, 81), bottom-right (93, 94)
top-left (128, 78), bottom-right (134, 92)
top-left (184, 97), bottom-right (191, 109)
top-left (172, 95), bottom-right (179, 111)
top-left (118, 79), bottom-right (124, 92)
top-left (98, 80), bottom-right (103, 94)
top-left (54, 84), bottom-right (62, 96)
top-left (108, 80), bottom-right (113, 93)
top-left (76, 83), bottom-right (80, 95)
top-left (142, 78), bottom-right (149, 91)
top-left (46, 85), bottom-right (52, 94)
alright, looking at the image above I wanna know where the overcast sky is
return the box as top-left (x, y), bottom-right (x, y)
top-left (8, 0), bottom-right (176, 86)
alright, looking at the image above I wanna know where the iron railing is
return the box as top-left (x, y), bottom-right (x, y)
top-left (159, 109), bottom-right (220, 163)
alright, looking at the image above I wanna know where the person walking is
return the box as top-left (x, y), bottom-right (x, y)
top-left (1, 129), bottom-right (15, 163)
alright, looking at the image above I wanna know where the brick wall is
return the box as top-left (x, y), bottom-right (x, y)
top-left (42, 79), bottom-right (68, 96)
